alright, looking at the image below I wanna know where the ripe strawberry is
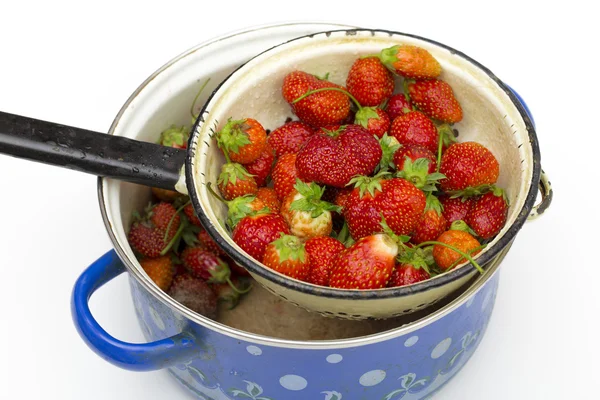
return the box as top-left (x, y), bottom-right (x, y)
top-left (433, 230), bottom-right (481, 271)
top-left (282, 71), bottom-right (351, 127)
top-left (385, 93), bottom-right (412, 121)
top-left (334, 188), bottom-right (353, 209)
top-left (168, 273), bottom-right (218, 319)
top-left (296, 124), bottom-right (382, 188)
top-left (439, 142), bottom-right (499, 192)
top-left (330, 233), bottom-right (398, 289)
top-left (149, 202), bottom-right (180, 231)
top-left (280, 180), bottom-right (341, 239)
top-left (407, 79), bottom-right (463, 123)
top-left (355, 107), bottom-right (390, 138)
top-left (465, 188), bottom-right (508, 239)
top-left (440, 195), bottom-right (474, 229)
top-left (158, 125), bottom-right (189, 149)
top-left (207, 183), bottom-right (267, 229)
top-left (388, 263), bottom-right (430, 287)
top-left (346, 57), bottom-right (395, 107)
top-left (232, 213), bottom-right (290, 262)
top-left (304, 236), bottom-right (346, 286)
top-left (217, 162), bottom-right (258, 201)
top-left (181, 247), bottom-right (229, 282)
top-left (267, 121), bottom-right (315, 158)
top-left (256, 187), bottom-right (281, 213)
top-left (262, 234), bottom-right (310, 280)
top-left (216, 118), bottom-right (267, 164)
top-left (244, 142), bottom-right (275, 187)
top-left (393, 145), bottom-right (437, 173)
top-left (272, 153), bottom-right (302, 200)
top-left (410, 195), bottom-right (447, 244)
top-left (139, 255), bottom-right (174, 291)
top-left (378, 45), bottom-right (442, 79)
top-left (197, 229), bottom-right (225, 256)
top-left (389, 111), bottom-right (439, 154)
top-left (344, 173), bottom-right (426, 239)
top-left (184, 203), bottom-right (202, 226)
top-left (151, 187), bottom-right (184, 202)
top-left (128, 203), bottom-right (181, 258)
top-left (394, 154), bottom-right (445, 192)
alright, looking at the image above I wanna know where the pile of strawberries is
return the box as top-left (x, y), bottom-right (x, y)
top-left (209, 43), bottom-right (509, 290)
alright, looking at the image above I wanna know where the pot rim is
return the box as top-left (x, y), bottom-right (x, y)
top-left (98, 22), bottom-right (525, 348)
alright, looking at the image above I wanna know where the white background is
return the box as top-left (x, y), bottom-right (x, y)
top-left (0, 1), bottom-right (598, 399)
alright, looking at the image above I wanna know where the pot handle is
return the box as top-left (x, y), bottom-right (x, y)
top-left (0, 111), bottom-right (187, 191)
top-left (71, 250), bottom-right (197, 371)
top-left (506, 86), bottom-right (553, 220)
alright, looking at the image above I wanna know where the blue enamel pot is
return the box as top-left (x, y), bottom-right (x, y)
top-left (69, 23), bottom-right (552, 399)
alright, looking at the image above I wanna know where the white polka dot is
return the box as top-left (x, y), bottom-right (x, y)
top-left (326, 354), bottom-right (343, 364)
top-left (359, 370), bottom-right (386, 387)
top-left (149, 306), bottom-right (165, 331)
top-left (404, 336), bottom-right (419, 347)
top-left (482, 291), bottom-right (493, 310)
top-left (246, 345), bottom-right (262, 356)
top-left (465, 296), bottom-right (475, 308)
top-left (280, 375), bottom-right (308, 391)
top-left (431, 338), bottom-right (452, 359)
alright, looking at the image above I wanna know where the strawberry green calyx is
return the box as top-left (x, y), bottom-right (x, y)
top-left (320, 125), bottom-right (347, 138)
top-left (379, 214), bottom-right (411, 245)
top-left (313, 72), bottom-right (330, 81)
top-left (348, 170), bottom-right (391, 198)
top-left (272, 234), bottom-right (307, 264)
top-left (217, 162), bottom-right (254, 187)
top-left (206, 182), bottom-right (267, 228)
top-left (395, 157), bottom-right (446, 191)
top-left (436, 124), bottom-right (456, 172)
top-left (415, 240), bottom-right (484, 274)
top-left (425, 193), bottom-right (444, 216)
top-left (447, 183), bottom-right (499, 199)
top-left (354, 107), bottom-right (381, 128)
top-left (397, 246), bottom-right (434, 275)
top-left (159, 125), bottom-right (189, 148)
top-left (376, 134), bottom-right (401, 172)
top-left (215, 118), bottom-right (252, 155)
top-left (206, 259), bottom-right (252, 295)
top-left (378, 45), bottom-right (401, 71)
top-left (290, 180), bottom-right (342, 218)
top-left (450, 220), bottom-right (478, 236)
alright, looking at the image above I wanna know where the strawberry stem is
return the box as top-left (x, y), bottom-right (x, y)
top-left (292, 87), bottom-right (363, 110)
top-left (414, 240), bottom-right (484, 273)
top-left (226, 276), bottom-right (253, 294)
top-left (436, 128), bottom-right (444, 173)
top-left (206, 181), bottom-right (227, 204)
top-left (446, 244), bottom-right (487, 270)
top-left (163, 200), bottom-right (191, 243)
top-left (190, 77), bottom-right (211, 120)
top-left (160, 220), bottom-right (186, 256)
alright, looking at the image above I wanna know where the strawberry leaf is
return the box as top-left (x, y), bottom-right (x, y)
top-left (227, 195), bottom-right (258, 228)
top-left (354, 107), bottom-right (380, 129)
top-left (290, 180), bottom-right (342, 218)
top-left (376, 134), bottom-right (401, 173)
top-left (348, 170), bottom-right (390, 198)
top-left (159, 125), bottom-right (189, 147)
top-left (425, 193), bottom-right (444, 215)
top-left (272, 234), bottom-right (306, 264)
top-left (215, 118), bottom-right (252, 156)
top-left (217, 162), bottom-right (253, 186)
top-left (450, 220), bottom-right (478, 236)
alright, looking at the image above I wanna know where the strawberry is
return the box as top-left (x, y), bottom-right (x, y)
top-left (139, 255), bottom-right (174, 292)
top-left (207, 183), bottom-right (266, 229)
top-left (244, 142), bottom-right (275, 187)
top-left (355, 107), bottom-right (390, 138)
top-left (217, 162), bottom-right (258, 201)
top-left (168, 273), bottom-right (218, 319)
top-left (128, 202), bottom-right (181, 258)
top-left (378, 45), bottom-right (442, 79)
top-left (394, 155), bottom-right (445, 192)
top-left (267, 121), bottom-right (315, 158)
top-left (181, 247), bottom-right (250, 294)
top-left (304, 236), bottom-right (345, 286)
top-left (388, 263), bottom-right (430, 287)
top-left (256, 187), bottom-right (281, 213)
top-left (280, 180), bottom-right (341, 239)
top-left (440, 195), bottom-right (474, 229)
top-left (149, 202), bottom-right (180, 231)
top-left (407, 79), bottom-right (463, 123)
top-left (385, 93), bottom-right (412, 121)
top-left (151, 187), bottom-right (184, 203)
top-left (262, 234), bottom-right (310, 280)
top-left (197, 229), bottom-right (225, 256)
top-left (272, 153), bottom-right (302, 200)
top-left (410, 194), bottom-right (447, 244)
top-left (393, 145), bottom-right (437, 173)
top-left (282, 71), bottom-right (351, 127)
top-left (158, 124), bottom-right (189, 149)
top-left (334, 188), bottom-right (353, 210)
top-left (376, 133), bottom-right (401, 173)
top-left (232, 213), bottom-right (290, 262)
top-left (216, 118), bottom-right (267, 164)
top-left (330, 233), bottom-right (398, 289)
top-left (389, 111), bottom-right (439, 154)
top-left (212, 276), bottom-right (252, 309)
top-left (439, 142), bottom-right (499, 192)
top-left (465, 188), bottom-right (508, 239)
top-left (184, 203), bottom-right (202, 227)
top-left (344, 172), bottom-right (426, 239)
top-left (346, 57), bottom-right (395, 107)
top-left (432, 229), bottom-right (481, 271)
top-left (296, 124), bottom-right (382, 188)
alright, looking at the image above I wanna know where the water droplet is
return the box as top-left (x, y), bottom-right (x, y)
top-left (153, 172), bottom-right (157, 177)
top-left (98, 151), bottom-right (104, 158)
top-left (141, 163), bottom-right (146, 167)
top-left (79, 151), bottom-right (86, 159)
top-left (133, 167), bottom-right (139, 173)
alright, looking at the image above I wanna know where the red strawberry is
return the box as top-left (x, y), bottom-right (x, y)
top-left (280, 180), bottom-right (341, 239)
top-left (181, 247), bottom-right (229, 282)
top-left (385, 93), bottom-right (412, 121)
top-left (282, 71), bottom-right (351, 127)
top-left (262, 234), bottom-right (310, 280)
top-left (267, 121), bottom-right (315, 158)
top-left (197, 229), bottom-right (225, 257)
top-left (168, 273), bottom-right (218, 319)
top-left (330, 233), bottom-right (398, 289)
top-left (296, 124), bottom-right (382, 188)
top-left (244, 142), bottom-right (275, 187)
top-left (128, 203), bottom-right (181, 258)
top-left (407, 79), bottom-right (463, 123)
top-left (216, 118), bottom-right (267, 164)
top-left (439, 195), bottom-right (474, 229)
top-left (149, 202), bottom-right (180, 231)
top-left (389, 111), bottom-right (439, 154)
top-left (334, 188), bottom-right (353, 210)
top-left (378, 45), bottom-right (442, 79)
top-left (158, 125), bottom-right (189, 149)
top-left (207, 183), bottom-right (266, 229)
top-left (184, 203), bottom-right (202, 226)
top-left (355, 107), bottom-right (390, 138)
top-left (344, 173), bottom-right (426, 239)
top-left (256, 187), bottom-right (281, 213)
top-left (217, 162), bottom-right (258, 201)
top-left (232, 213), bottom-right (290, 262)
top-left (439, 142), bottom-right (499, 192)
top-left (346, 57), bottom-right (394, 107)
top-left (304, 236), bottom-right (346, 286)
top-left (393, 145), bottom-right (437, 173)
top-left (465, 188), bottom-right (508, 239)
top-left (433, 230), bottom-right (481, 271)
top-left (388, 263), bottom-right (430, 287)
top-left (271, 153), bottom-right (301, 200)
top-left (139, 255), bottom-right (174, 291)
top-left (410, 195), bottom-right (447, 244)
top-left (394, 151), bottom-right (445, 192)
